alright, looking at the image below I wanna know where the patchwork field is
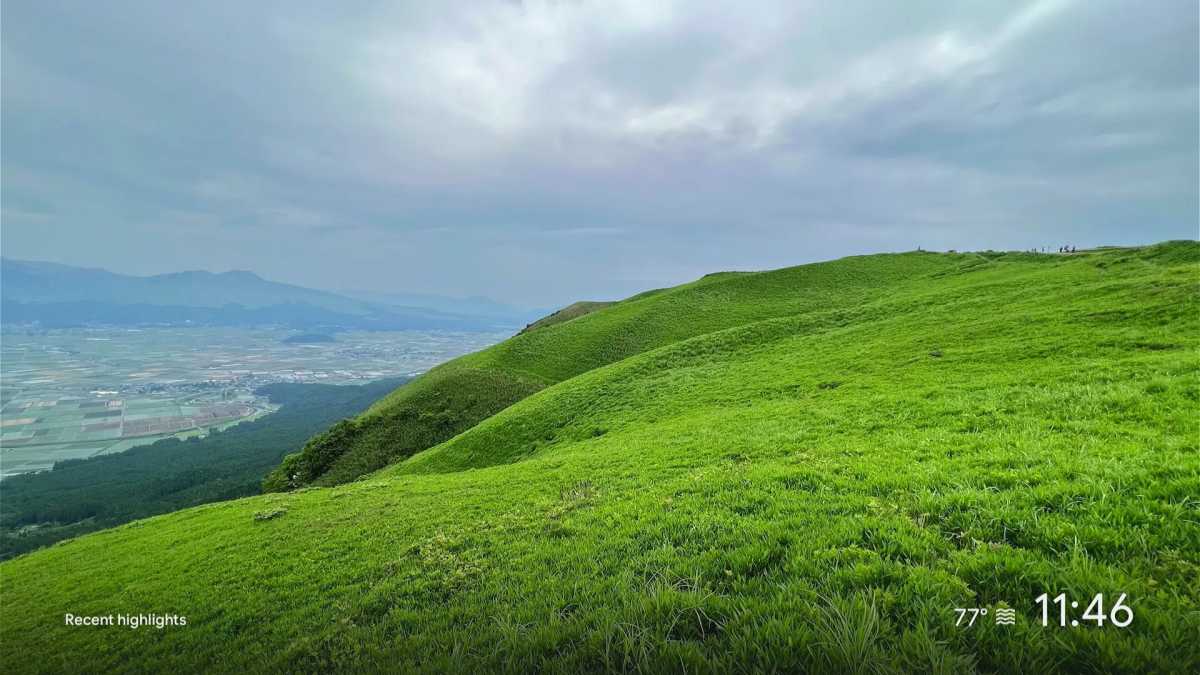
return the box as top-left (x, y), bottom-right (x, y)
top-left (0, 394), bottom-right (267, 476)
top-left (0, 328), bottom-right (508, 478)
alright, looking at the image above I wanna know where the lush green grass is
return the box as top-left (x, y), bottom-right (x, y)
top-left (2, 243), bottom-right (1198, 673)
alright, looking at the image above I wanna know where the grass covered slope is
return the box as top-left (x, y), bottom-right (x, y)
top-left (3, 243), bottom-right (1198, 673)
top-left (269, 251), bottom-right (969, 487)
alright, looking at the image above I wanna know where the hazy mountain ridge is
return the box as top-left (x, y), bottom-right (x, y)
top-left (0, 259), bottom-right (525, 331)
top-left (340, 289), bottom-right (546, 324)
top-left (2, 259), bottom-right (369, 311)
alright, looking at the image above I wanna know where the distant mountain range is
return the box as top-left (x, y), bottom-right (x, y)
top-left (0, 259), bottom-right (532, 331)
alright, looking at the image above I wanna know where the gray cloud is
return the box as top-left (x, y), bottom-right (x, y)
top-left (2, 0), bottom-right (1196, 306)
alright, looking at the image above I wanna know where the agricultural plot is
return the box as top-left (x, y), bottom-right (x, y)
top-left (0, 327), bottom-right (507, 479)
top-left (0, 394), bottom-right (263, 476)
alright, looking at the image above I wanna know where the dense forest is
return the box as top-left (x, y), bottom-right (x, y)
top-left (0, 378), bottom-right (406, 560)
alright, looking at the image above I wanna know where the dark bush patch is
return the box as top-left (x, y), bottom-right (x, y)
top-left (253, 508), bottom-right (286, 522)
top-left (1132, 341), bottom-right (1178, 351)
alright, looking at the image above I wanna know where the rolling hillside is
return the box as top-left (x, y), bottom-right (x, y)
top-left (267, 251), bottom-right (966, 487)
top-left (2, 243), bottom-right (1198, 673)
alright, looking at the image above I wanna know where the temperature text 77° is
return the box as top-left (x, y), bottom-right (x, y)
top-left (955, 607), bottom-right (989, 627)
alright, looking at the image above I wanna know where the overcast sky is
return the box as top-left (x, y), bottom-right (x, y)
top-left (2, 1), bottom-right (1196, 307)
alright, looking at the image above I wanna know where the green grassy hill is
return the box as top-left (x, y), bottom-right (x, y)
top-left (3, 243), bottom-right (1198, 673)
top-left (266, 251), bottom-right (966, 487)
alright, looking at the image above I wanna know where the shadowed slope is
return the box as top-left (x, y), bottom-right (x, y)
top-left (519, 301), bottom-right (616, 334)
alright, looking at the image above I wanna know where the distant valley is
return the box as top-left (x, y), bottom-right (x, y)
top-left (0, 325), bottom-right (507, 479)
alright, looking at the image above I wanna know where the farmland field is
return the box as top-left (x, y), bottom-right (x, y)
top-left (0, 327), bottom-right (508, 478)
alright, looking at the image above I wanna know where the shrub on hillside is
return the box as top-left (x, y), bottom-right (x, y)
top-left (263, 419), bottom-right (363, 492)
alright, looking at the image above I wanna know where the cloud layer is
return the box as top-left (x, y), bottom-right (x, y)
top-left (3, 0), bottom-right (1196, 305)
